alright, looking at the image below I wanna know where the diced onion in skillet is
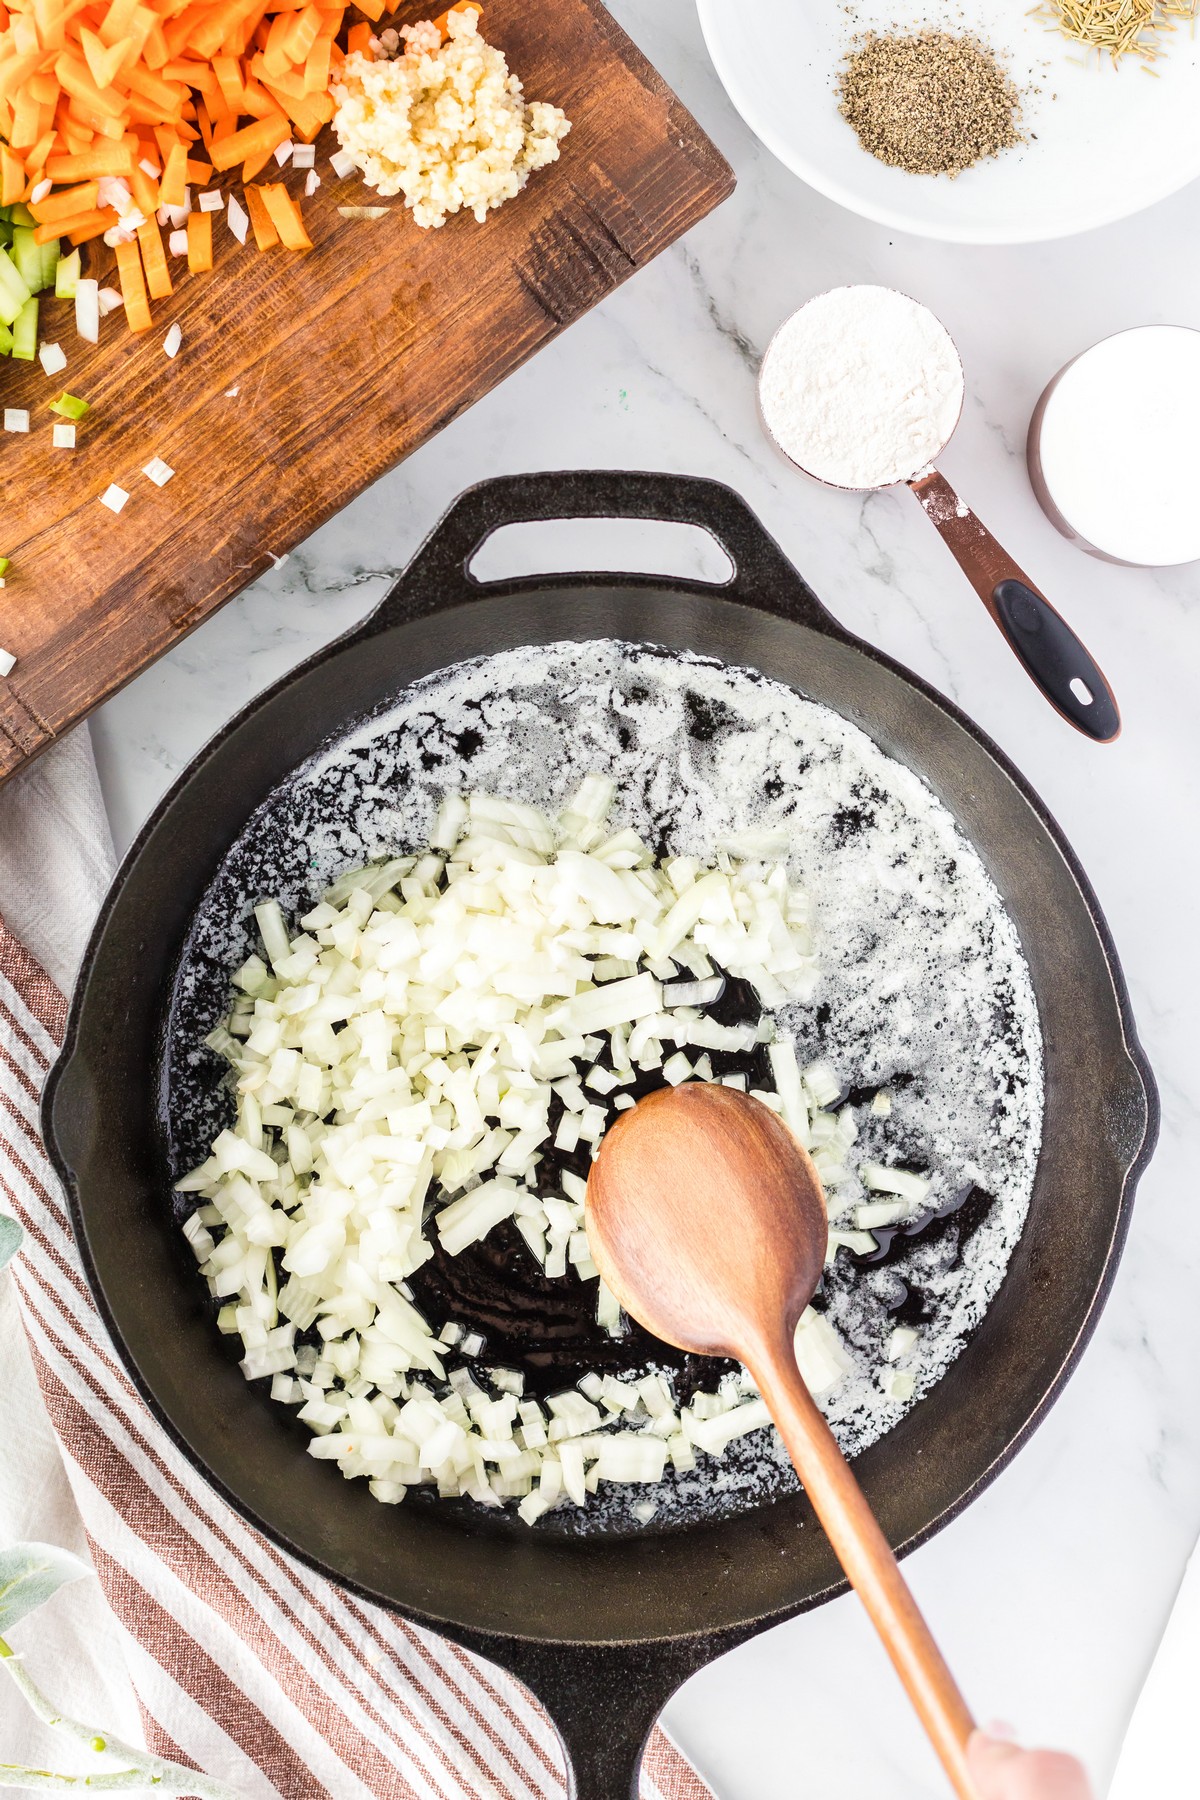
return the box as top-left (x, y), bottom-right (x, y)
top-left (178, 780), bottom-right (931, 1522)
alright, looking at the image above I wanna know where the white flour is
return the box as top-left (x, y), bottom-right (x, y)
top-left (758, 285), bottom-right (964, 489)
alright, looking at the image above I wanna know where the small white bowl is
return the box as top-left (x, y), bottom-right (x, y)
top-left (697, 0), bottom-right (1200, 244)
top-left (1027, 324), bottom-right (1200, 567)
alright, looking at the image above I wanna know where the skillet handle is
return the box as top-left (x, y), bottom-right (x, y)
top-left (470, 1634), bottom-right (717, 1800)
top-left (359, 469), bottom-right (837, 634)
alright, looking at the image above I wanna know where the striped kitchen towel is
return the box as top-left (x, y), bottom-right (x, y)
top-left (0, 731), bottom-right (713, 1800)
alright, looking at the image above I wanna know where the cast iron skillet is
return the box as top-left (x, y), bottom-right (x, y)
top-left (44, 471), bottom-right (1157, 1798)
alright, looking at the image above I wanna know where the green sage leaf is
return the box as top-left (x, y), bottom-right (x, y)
top-left (0, 1543), bottom-right (88, 1638)
top-left (0, 1216), bottom-right (20, 1274)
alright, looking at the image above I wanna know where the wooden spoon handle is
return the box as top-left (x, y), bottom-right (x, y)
top-left (750, 1340), bottom-right (979, 1800)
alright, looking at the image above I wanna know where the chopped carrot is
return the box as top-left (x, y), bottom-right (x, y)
top-left (80, 25), bottom-right (130, 89)
top-left (211, 51), bottom-right (243, 109)
top-left (26, 124), bottom-right (56, 166)
top-left (29, 176), bottom-right (97, 219)
top-left (66, 205), bottom-right (118, 242)
top-left (271, 81), bottom-right (329, 138)
top-left (345, 19), bottom-right (369, 54)
top-left (70, 102), bottom-right (127, 138)
top-left (242, 177), bottom-right (276, 247)
top-left (34, 202), bottom-right (97, 238)
top-left (189, 0), bottom-right (260, 58)
top-left (158, 136), bottom-right (185, 201)
top-left (1, 0), bottom-right (347, 328)
top-left (206, 107), bottom-right (285, 171)
top-left (257, 178), bottom-right (309, 249)
top-left (115, 233), bottom-right (153, 329)
top-left (26, 67), bottom-right (59, 103)
top-left (142, 16), bottom-right (169, 66)
top-left (127, 61), bottom-right (186, 111)
top-left (0, 140), bottom-right (23, 200)
top-left (251, 51), bottom-right (304, 96)
top-left (185, 204), bottom-right (211, 269)
top-left (98, 0), bottom-right (142, 48)
top-left (162, 55), bottom-right (218, 93)
top-left (9, 84), bottom-right (41, 144)
top-left (136, 213), bottom-right (172, 297)
top-left (129, 159), bottom-right (157, 214)
top-left (238, 73), bottom-right (276, 116)
top-left (57, 50), bottom-right (128, 118)
top-left (45, 142), bottom-right (134, 177)
top-left (238, 138), bottom-right (273, 177)
top-left (280, 2), bottom-right (319, 63)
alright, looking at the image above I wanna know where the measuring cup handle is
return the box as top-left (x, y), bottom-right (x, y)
top-left (910, 470), bottom-right (1120, 743)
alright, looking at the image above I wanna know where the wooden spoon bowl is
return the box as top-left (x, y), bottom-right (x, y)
top-left (586, 1082), bottom-right (826, 1361)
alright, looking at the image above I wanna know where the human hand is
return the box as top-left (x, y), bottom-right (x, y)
top-left (967, 1728), bottom-right (1094, 1800)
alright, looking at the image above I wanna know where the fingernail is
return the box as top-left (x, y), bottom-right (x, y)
top-left (984, 1719), bottom-right (1017, 1742)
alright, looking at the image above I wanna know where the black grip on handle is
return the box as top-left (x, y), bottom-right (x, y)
top-left (992, 580), bottom-right (1121, 743)
top-left (359, 469), bottom-right (833, 637)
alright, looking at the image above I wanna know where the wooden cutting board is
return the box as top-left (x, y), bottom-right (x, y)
top-left (0, 0), bottom-right (733, 784)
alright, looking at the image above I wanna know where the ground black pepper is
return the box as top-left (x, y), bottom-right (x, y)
top-left (837, 31), bottom-right (1022, 177)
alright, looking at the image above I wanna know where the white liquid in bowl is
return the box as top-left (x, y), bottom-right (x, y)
top-left (1033, 325), bottom-right (1200, 567)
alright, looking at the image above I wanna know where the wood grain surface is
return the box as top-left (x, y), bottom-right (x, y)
top-left (0, 0), bottom-right (734, 783)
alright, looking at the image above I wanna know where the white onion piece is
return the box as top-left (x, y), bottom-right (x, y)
top-left (74, 278), bottom-right (99, 344)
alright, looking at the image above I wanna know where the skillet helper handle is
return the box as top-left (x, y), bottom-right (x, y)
top-left (909, 469), bottom-right (1120, 743)
top-left (750, 1335), bottom-right (981, 1800)
top-left (363, 468), bottom-right (833, 630)
top-left (476, 1637), bottom-right (716, 1800)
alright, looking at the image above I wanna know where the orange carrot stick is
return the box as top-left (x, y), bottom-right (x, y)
top-left (206, 108), bottom-right (287, 171)
top-left (1, 143), bottom-right (26, 202)
top-left (257, 178), bottom-right (310, 249)
top-left (185, 205), bottom-right (211, 269)
top-left (29, 178), bottom-right (99, 221)
top-left (115, 233), bottom-right (152, 329)
top-left (136, 214), bottom-right (173, 297)
top-left (45, 142), bottom-right (135, 177)
top-left (159, 138), bottom-right (186, 202)
top-left (242, 179), bottom-right (277, 247)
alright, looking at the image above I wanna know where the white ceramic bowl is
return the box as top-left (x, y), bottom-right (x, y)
top-left (697, 0), bottom-right (1200, 243)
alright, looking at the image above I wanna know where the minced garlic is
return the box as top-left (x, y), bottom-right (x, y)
top-left (330, 9), bottom-right (570, 229)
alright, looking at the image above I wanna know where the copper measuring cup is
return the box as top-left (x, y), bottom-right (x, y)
top-left (758, 291), bottom-right (1121, 743)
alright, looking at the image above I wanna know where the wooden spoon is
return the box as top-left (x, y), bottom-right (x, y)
top-left (586, 1081), bottom-right (980, 1800)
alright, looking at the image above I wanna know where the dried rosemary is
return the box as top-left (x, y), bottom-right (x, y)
top-left (838, 32), bottom-right (1023, 177)
top-left (1030, 0), bottom-right (1197, 67)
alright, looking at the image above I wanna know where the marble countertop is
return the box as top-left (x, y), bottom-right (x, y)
top-left (89, 6), bottom-right (1200, 1795)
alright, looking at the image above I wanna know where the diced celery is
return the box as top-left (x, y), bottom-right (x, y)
top-left (11, 226), bottom-right (44, 295)
top-left (0, 321), bottom-right (12, 355)
top-left (8, 205), bottom-right (35, 227)
top-left (40, 236), bottom-right (60, 293)
top-left (48, 391), bottom-right (89, 420)
top-left (0, 558), bottom-right (9, 577)
top-left (54, 247), bottom-right (80, 299)
top-left (0, 246), bottom-right (30, 327)
top-left (0, 223), bottom-right (11, 249)
top-left (11, 296), bottom-right (38, 361)
top-left (0, 207), bottom-right (9, 222)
